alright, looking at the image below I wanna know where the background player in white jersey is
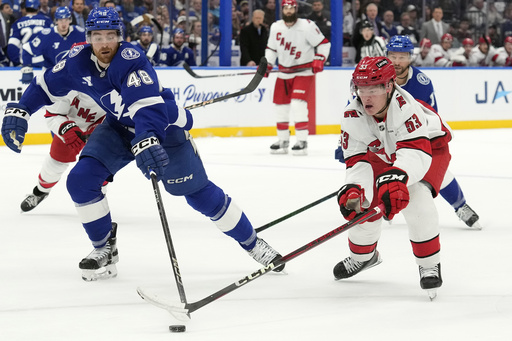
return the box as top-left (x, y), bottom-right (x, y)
top-left (130, 25), bottom-right (160, 66)
top-left (2, 7), bottom-right (284, 281)
top-left (412, 38), bottom-right (435, 67)
top-left (20, 93), bottom-right (106, 212)
top-left (7, 0), bottom-right (53, 67)
top-left (431, 33), bottom-right (455, 67)
top-left (469, 36), bottom-right (497, 66)
top-left (450, 38), bottom-right (475, 66)
top-left (20, 6), bottom-right (85, 84)
top-left (491, 36), bottom-right (512, 66)
top-left (385, 35), bottom-right (481, 229)
top-left (334, 56), bottom-right (452, 299)
top-left (265, 0), bottom-right (330, 155)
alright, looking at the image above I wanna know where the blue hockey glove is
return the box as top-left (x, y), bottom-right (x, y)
top-left (20, 66), bottom-right (34, 84)
top-left (2, 103), bottom-right (30, 153)
top-left (131, 131), bottom-right (169, 180)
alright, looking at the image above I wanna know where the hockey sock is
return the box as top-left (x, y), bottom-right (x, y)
top-left (439, 178), bottom-right (466, 211)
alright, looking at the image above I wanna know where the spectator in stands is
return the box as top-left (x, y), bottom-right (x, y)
top-left (487, 0), bottom-right (504, 28)
top-left (307, 0), bottom-right (331, 41)
top-left (380, 10), bottom-right (398, 40)
top-left (466, 0), bottom-right (486, 33)
top-left (188, 19), bottom-right (202, 53)
top-left (263, 0), bottom-right (276, 30)
top-left (38, 0), bottom-right (51, 18)
top-left (239, 0), bottom-right (250, 27)
top-left (453, 18), bottom-right (473, 47)
top-left (390, 0), bottom-right (407, 22)
top-left (70, 0), bottom-right (88, 28)
top-left (405, 4), bottom-right (421, 32)
top-left (451, 38), bottom-right (474, 66)
top-left (232, 2), bottom-right (242, 44)
top-left (0, 3), bottom-right (15, 50)
top-left (155, 7), bottom-right (171, 48)
top-left (160, 27), bottom-right (196, 66)
top-left (343, 0), bottom-right (354, 45)
top-left (488, 24), bottom-right (501, 48)
top-left (209, 0), bottom-right (220, 20)
top-left (4, 0), bottom-right (21, 19)
top-left (469, 35), bottom-right (497, 66)
top-left (356, 19), bottom-right (386, 63)
top-left (352, 3), bottom-right (383, 52)
top-left (190, 0), bottom-right (202, 20)
top-left (131, 25), bottom-right (160, 66)
top-left (397, 11), bottom-right (419, 45)
top-left (420, 6), bottom-right (449, 45)
top-left (119, 0), bottom-right (146, 23)
top-left (501, 3), bottom-right (512, 42)
top-left (7, 0), bottom-right (53, 66)
top-left (412, 38), bottom-right (435, 66)
top-left (492, 35), bottom-right (512, 66)
top-left (240, 9), bottom-right (267, 66)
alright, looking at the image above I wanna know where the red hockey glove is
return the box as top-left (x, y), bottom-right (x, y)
top-left (58, 121), bottom-right (86, 153)
top-left (337, 184), bottom-right (364, 221)
top-left (264, 64), bottom-right (273, 77)
top-left (376, 167), bottom-right (409, 220)
top-left (312, 54), bottom-right (325, 74)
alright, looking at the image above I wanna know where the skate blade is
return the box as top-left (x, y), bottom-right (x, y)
top-left (426, 288), bottom-right (438, 301)
top-left (470, 221), bottom-right (482, 230)
top-left (270, 149), bottom-right (288, 155)
top-left (292, 149), bottom-right (308, 156)
top-left (81, 264), bottom-right (118, 282)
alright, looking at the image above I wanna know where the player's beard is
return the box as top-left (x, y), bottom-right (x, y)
top-left (283, 12), bottom-right (297, 24)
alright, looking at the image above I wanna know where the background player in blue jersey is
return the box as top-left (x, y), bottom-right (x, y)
top-left (160, 28), bottom-right (195, 67)
top-left (1, 7), bottom-right (284, 281)
top-left (386, 35), bottom-right (481, 229)
top-left (20, 6), bottom-right (85, 84)
top-left (7, 0), bottom-right (53, 67)
top-left (130, 25), bottom-right (160, 66)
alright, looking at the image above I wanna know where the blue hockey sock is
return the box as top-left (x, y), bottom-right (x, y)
top-left (439, 178), bottom-right (466, 211)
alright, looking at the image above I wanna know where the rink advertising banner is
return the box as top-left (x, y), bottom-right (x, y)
top-left (0, 67), bottom-right (511, 145)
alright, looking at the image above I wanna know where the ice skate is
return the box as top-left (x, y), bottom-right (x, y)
top-left (270, 140), bottom-right (289, 154)
top-left (456, 204), bottom-right (481, 229)
top-left (419, 263), bottom-right (442, 300)
top-left (333, 251), bottom-right (382, 280)
top-left (20, 187), bottom-right (49, 212)
top-left (291, 141), bottom-right (308, 156)
top-left (79, 223), bottom-right (119, 281)
top-left (247, 238), bottom-right (285, 272)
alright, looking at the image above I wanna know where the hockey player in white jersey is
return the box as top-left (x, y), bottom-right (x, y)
top-left (265, 0), bottom-right (330, 155)
top-left (491, 36), bottom-right (512, 66)
top-left (431, 33), bottom-right (455, 66)
top-left (412, 38), bottom-right (435, 66)
top-left (334, 56), bottom-right (452, 299)
top-left (469, 36), bottom-right (497, 66)
top-left (20, 94), bottom-right (106, 212)
top-left (450, 38), bottom-right (474, 66)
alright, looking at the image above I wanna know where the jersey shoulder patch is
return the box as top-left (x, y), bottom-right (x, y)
top-left (41, 28), bottom-right (52, 35)
top-left (416, 72), bottom-right (431, 86)
top-left (121, 47), bottom-right (141, 60)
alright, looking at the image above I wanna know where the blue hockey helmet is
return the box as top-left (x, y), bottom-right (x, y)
top-left (85, 7), bottom-right (123, 37)
top-left (54, 6), bottom-right (72, 20)
top-left (139, 25), bottom-right (153, 35)
top-left (386, 35), bottom-right (415, 54)
top-left (24, 0), bottom-right (40, 10)
top-left (173, 28), bottom-right (185, 37)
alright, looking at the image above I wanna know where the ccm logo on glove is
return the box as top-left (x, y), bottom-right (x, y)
top-left (131, 136), bottom-right (160, 155)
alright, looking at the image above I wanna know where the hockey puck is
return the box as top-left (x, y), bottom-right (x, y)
top-left (169, 325), bottom-right (186, 333)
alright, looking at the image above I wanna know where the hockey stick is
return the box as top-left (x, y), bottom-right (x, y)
top-left (183, 56), bottom-right (267, 110)
top-left (137, 204), bottom-right (384, 318)
top-left (255, 191), bottom-right (337, 233)
top-left (183, 62), bottom-right (310, 79)
top-left (143, 171), bottom-right (190, 320)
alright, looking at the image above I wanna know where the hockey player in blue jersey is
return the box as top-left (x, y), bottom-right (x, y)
top-left (130, 25), bottom-right (160, 66)
top-left (7, 0), bottom-right (53, 67)
top-left (21, 6), bottom-right (85, 83)
top-left (1, 7), bottom-right (284, 281)
top-left (160, 28), bottom-right (196, 67)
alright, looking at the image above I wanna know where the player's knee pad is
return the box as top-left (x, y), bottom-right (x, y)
top-left (67, 157), bottom-right (112, 204)
top-left (290, 99), bottom-right (308, 123)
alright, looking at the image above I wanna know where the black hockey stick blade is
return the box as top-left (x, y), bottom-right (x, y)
top-left (184, 57), bottom-right (267, 110)
top-left (255, 191), bottom-right (337, 233)
top-left (137, 204), bottom-right (384, 317)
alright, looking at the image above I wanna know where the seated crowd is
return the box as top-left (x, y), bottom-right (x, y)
top-left (0, 0), bottom-right (511, 68)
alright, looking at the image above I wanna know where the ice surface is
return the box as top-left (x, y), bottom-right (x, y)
top-left (1, 130), bottom-right (511, 340)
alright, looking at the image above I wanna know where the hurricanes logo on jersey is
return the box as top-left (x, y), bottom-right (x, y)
top-left (276, 32), bottom-right (302, 59)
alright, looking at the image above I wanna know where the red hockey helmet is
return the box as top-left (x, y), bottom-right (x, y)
top-left (462, 38), bottom-right (474, 47)
top-left (282, 0), bottom-right (297, 7)
top-left (441, 33), bottom-right (453, 42)
top-left (505, 36), bottom-right (512, 44)
top-left (419, 38), bottom-right (432, 48)
top-left (352, 57), bottom-right (396, 87)
top-left (478, 36), bottom-right (491, 45)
